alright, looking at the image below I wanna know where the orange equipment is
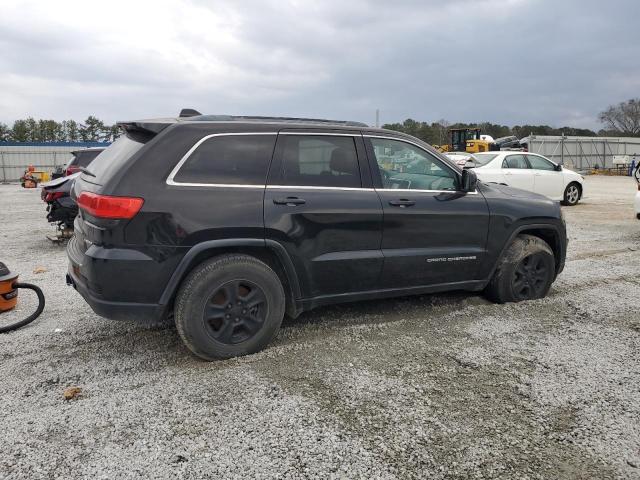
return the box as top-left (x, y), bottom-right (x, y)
top-left (0, 262), bottom-right (45, 333)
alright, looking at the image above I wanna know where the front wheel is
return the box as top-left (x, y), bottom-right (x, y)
top-left (562, 182), bottom-right (581, 206)
top-left (174, 254), bottom-right (285, 360)
top-left (484, 234), bottom-right (555, 303)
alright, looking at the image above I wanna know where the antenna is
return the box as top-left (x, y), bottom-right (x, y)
top-left (179, 108), bottom-right (202, 118)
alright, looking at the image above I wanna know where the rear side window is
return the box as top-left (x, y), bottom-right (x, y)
top-left (502, 155), bottom-right (529, 169)
top-left (277, 135), bottom-right (361, 188)
top-left (174, 134), bottom-right (276, 185)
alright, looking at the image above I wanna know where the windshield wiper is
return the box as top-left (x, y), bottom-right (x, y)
top-left (78, 167), bottom-right (96, 177)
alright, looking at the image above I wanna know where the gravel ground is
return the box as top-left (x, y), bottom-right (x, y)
top-left (0, 176), bottom-right (639, 480)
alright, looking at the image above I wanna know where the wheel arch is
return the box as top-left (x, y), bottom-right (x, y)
top-left (492, 223), bottom-right (566, 281)
top-left (158, 239), bottom-right (302, 319)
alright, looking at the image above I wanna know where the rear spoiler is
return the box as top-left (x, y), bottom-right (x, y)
top-left (117, 119), bottom-right (174, 143)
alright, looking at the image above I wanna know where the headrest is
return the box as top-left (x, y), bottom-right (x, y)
top-left (329, 148), bottom-right (358, 175)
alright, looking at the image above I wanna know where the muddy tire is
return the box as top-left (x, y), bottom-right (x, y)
top-left (562, 182), bottom-right (581, 206)
top-left (484, 234), bottom-right (555, 303)
top-left (175, 254), bottom-right (285, 360)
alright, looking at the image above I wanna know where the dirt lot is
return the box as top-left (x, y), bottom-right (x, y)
top-left (0, 176), bottom-right (639, 479)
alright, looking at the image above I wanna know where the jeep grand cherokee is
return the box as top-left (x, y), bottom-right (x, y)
top-left (67, 110), bottom-right (567, 360)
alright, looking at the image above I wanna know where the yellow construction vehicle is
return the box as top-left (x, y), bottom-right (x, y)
top-left (438, 128), bottom-right (496, 154)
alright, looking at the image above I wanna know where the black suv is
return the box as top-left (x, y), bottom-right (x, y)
top-left (67, 110), bottom-right (567, 360)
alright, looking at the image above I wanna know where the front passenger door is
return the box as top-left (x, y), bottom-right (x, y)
top-left (366, 136), bottom-right (490, 288)
top-left (501, 154), bottom-right (534, 192)
top-left (526, 154), bottom-right (563, 199)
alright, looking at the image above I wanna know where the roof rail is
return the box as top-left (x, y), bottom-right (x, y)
top-left (184, 114), bottom-right (368, 127)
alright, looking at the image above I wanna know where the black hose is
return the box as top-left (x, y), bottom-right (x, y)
top-left (0, 283), bottom-right (45, 333)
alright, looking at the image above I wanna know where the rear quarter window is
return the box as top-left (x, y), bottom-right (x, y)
top-left (84, 136), bottom-right (145, 183)
top-left (71, 150), bottom-right (103, 168)
top-left (172, 134), bottom-right (277, 185)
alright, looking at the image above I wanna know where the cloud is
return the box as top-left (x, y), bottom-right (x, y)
top-left (0, 0), bottom-right (638, 129)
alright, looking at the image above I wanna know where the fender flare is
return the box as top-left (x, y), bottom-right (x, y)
top-left (487, 222), bottom-right (566, 282)
top-left (157, 238), bottom-right (302, 307)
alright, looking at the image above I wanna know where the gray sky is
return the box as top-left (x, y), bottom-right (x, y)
top-left (0, 0), bottom-right (638, 129)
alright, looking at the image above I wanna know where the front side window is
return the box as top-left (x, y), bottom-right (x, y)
top-left (279, 135), bottom-right (361, 188)
top-left (370, 138), bottom-right (457, 191)
top-left (526, 155), bottom-right (555, 171)
top-left (173, 134), bottom-right (276, 185)
top-left (502, 154), bottom-right (529, 169)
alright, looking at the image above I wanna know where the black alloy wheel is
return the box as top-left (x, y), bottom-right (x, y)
top-left (203, 280), bottom-right (267, 345)
top-left (174, 254), bottom-right (285, 360)
top-left (483, 234), bottom-right (556, 303)
top-left (511, 253), bottom-right (551, 300)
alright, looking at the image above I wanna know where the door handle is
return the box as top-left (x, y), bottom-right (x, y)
top-left (389, 199), bottom-right (415, 208)
top-left (504, 171), bottom-right (513, 175)
top-left (273, 197), bottom-right (306, 206)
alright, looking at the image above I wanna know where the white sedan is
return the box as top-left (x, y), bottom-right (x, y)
top-left (470, 152), bottom-right (585, 205)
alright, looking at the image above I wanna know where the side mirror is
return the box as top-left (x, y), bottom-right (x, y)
top-left (461, 169), bottom-right (478, 192)
top-left (554, 163), bottom-right (563, 171)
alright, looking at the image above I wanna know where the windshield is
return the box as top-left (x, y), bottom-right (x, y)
top-left (472, 153), bottom-right (499, 166)
top-left (83, 136), bottom-right (144, 183)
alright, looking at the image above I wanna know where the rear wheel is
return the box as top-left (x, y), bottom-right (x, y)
top-left (562, 182), bottom-right (581, 206)
top-left (484, 234), bottom-right (555, 303)
top-left (175, 255), bottom-right (285, 360)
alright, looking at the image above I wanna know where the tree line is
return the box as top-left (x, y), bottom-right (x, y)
top-left (383, 98), bottom-right (640, 145)
top-left (1, 98), bottom-right (638, 144)
top-left (0, 116), bottom-right (120, 143)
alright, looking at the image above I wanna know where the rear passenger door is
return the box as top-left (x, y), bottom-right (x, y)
top-left (264, 131), bottom-right (384, 298)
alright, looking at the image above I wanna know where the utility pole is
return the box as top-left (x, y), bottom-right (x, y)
top-left (375, 109), bottom-right (380, 128)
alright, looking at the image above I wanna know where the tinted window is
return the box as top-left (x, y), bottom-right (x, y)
top-left (278, 135), bottom-right (361, 188)
top-left (502, 155), bottom-right (529, 169)
top-left (85, 136), bottom-right (144, 182)
top-left (527, 155), bottom-right (555, 171)
top-left (70, 150), bottom-right (103, 168)
top-left (370, 138), bottom-right (457, 191)
top-left (174, 134), bottom-right (276, 185)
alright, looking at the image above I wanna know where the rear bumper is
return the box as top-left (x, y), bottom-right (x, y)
top-left (66, 268), bottom-right (163, 322)
top-left (66, 234), bottom-right (172, 322)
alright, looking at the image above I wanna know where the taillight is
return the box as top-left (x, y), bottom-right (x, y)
top-left (77, 192), bottom-right (144, 219)
top-left (44, 192), bottom-right (64, 202)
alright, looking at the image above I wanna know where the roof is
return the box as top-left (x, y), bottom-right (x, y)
top-left (118, 109), bottom-right (368, 131)
top-left (184, 115), bottom-right (368, 128)
top-left (0, 141), bottom-right (110, 147)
